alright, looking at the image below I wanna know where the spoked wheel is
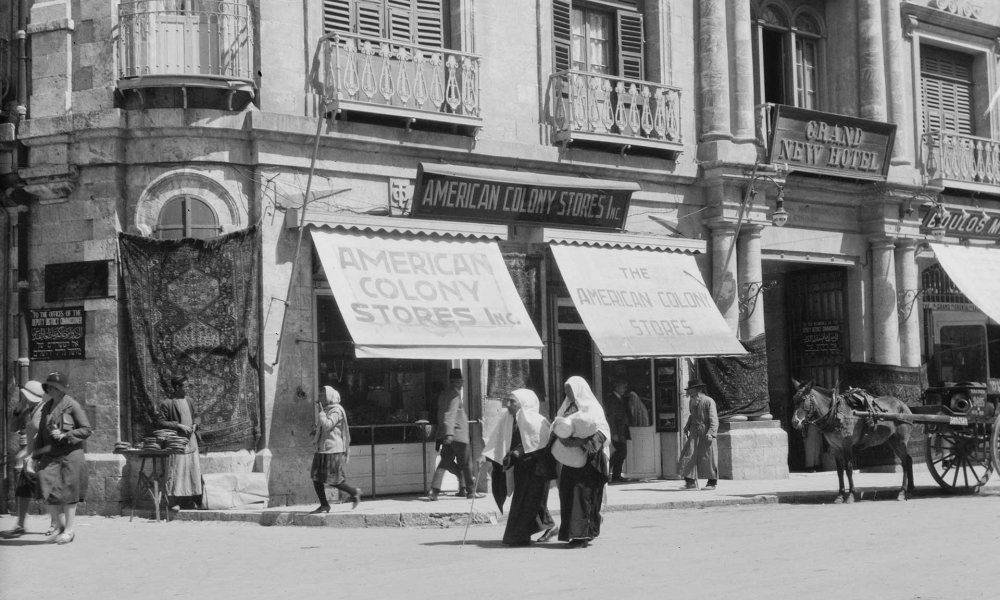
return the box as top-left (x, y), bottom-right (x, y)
top-left (925, 425), bottom-right (993, 493)
top-left (991, 413), bottom-right (1000, 475)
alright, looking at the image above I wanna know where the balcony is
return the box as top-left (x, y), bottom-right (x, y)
top-left (315, 33), bottom-right (482, 136)
top-left (922, 130), bottom-right (1000, 193)
top-left (546, 70), bottom-right (683, 158)
top-left (116, 0), bottom-right (255, 110)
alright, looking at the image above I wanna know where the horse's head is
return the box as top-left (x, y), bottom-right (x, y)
top-left (790, 378), bottom-right (816, 431)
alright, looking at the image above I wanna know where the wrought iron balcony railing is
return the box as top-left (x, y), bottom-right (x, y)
top-left (315, 32), bottom-right (481, 133)
top-left (547, 70), bottom-right (683, 155)
top-left (922, 130), bottom-right (1000, 189)
top-left (117, 1), bottom-right (254, 86)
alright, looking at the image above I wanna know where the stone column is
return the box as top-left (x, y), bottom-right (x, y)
top-left (857, 0), bottom-right (887, 122)
top-left (895, 239), bottom-right (921, 368)
top-left (737, 225), bottom-right (764, 339)
top-left (728, 0), bottom-right (755, 143)
top-left (871, 238), bottom-right (901, 365)
top-left (711, 224), bottom-right (739, 333)
top-left (884, 0), bottom-right (912, 164)
top-left (27, 1), bottom-right (74, 117)
top-left (699, 0), bottom-right (731, 141)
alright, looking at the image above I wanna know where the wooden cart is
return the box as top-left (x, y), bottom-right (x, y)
top-left (853, 382), bottom-right (1000, 494)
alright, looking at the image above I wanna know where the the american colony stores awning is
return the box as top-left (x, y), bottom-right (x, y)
top-left (311, 229), bottom-right (544, 360)
top-left (930, 243), bottom-right (1000, 324)
top-left (550, 243), bottom-right (747, 358)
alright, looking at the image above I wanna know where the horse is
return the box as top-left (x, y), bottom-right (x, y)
top-left (791, 379), bottom-right (915, 503)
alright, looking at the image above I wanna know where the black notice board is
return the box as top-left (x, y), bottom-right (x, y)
top-left (45, 261), bottom-right (110, 302)
top-left (29, 307), bottom-right (86, 360)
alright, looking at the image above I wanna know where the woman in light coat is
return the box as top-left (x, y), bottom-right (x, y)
top-left (309, 386), bottom-right (362, 512)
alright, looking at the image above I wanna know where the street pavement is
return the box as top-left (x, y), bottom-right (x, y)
top-left (2, 474), bottom-right (998, 600)
top-left (172, 462), bottom-right (1000, 528)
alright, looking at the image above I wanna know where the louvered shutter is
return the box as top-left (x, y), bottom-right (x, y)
top-left (387, 0), bottom-right (415, 41)
top-left (920, 46), bottom-right (974, 135)
top-left (617, 9), bottom-right (644, 80)
top-left (415, 0), bottom-right (444, 48)
top-left (553, 0), bottom-right (572, 73)
top-left (322, 0), bottom-right (352, 33)
top-left (354, 0), bottom-right (384, 38)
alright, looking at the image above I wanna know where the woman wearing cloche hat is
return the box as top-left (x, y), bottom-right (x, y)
top-left (34, 371), bottom-right (92, 544)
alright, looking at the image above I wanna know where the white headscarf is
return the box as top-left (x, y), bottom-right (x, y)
top-left (482, 389), bottom-right (550, 463)
top-left (557, 376), bottom-right (611, 463)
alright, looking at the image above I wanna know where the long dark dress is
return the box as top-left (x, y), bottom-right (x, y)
top-left (502, 424), bottom-right (555, 546)
top-left (557, 431), bottom-right (608, 542)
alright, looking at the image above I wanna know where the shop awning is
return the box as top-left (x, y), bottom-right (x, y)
top-left (930, 243), bottom-right (1000, 324)
top-left (550, 244), bottom-right (747, 358)
top-left (311, 230), bottom-right (543, 360)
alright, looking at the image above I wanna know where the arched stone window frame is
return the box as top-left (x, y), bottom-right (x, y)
top-left (752, 1), bottom-right (827, 111)
top-left (134, 170), bottom-right (242, 238)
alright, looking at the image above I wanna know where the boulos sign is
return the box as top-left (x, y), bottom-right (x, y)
top-left (922, 207), bottom-right (1000, 240)
top-left (410, 163), bottom-right (637, 231)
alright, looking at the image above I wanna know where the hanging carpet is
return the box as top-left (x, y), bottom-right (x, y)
top-left (119, 227), bottom-right (261, 451)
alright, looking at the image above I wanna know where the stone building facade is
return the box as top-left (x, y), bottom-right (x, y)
top-left (3, 0), bottom-right (1000, 513)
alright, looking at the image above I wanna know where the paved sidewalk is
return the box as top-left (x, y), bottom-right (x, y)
top-left (172, 463), bottom-right (999, 528)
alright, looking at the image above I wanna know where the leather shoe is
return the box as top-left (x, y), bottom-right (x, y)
top-left (351, 489), bottom-right (362, 510)
top-left (427, 490), bottom-right (439, 501)
top-left (466, 492), bottom-right (486, 499)
top-left (309, 505), bottom-right (330, 514)
top-left (537, 526), bottom-right (557, 543)
top-left (683, 479), bottom-right (697, 489)
top-left (54, 532), bottom-right (75, 545)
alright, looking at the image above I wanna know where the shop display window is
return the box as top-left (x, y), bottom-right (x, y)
top-left (316, 294), bottom-right (450, 445)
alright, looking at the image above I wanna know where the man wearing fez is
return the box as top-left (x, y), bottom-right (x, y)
top-left (679, 378), bottom-right (719, 490)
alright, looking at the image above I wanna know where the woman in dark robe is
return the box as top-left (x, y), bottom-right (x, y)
top-left (482, 388), bottom-right (556, 546)
top-left (553, 376), bottom-right (610, 548)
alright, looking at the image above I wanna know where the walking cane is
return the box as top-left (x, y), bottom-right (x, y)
top-left (461, 461), bottom-right (485, 546)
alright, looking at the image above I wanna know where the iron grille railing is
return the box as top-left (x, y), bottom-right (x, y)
top-left (547, 70), bottom-right (682, 145)
top-left (117, 0), bottom-right (254, 82)
top-left (921, 130), bottom-right (1000, 186)
top-left (315, 32), bottom-right (481, 118)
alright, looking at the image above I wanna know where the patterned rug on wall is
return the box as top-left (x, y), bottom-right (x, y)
top-left (119, 227), bottom-right (260, 451)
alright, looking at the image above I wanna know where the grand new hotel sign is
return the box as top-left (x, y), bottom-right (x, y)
top-left (411, 163), bottom-right (638, 231)
top-left (766, 105), bottom-right (896, 181)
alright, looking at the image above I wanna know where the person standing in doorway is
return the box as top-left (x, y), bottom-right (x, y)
top-left (309, 386), bottom-right (362, 512)
top-left (156, 375), bottom-right (203, 510)
top-left (604, 379), bottom-right (632, 483)
top-left (34, 372), bottom-right (91, 544)
top-left (428, 369), bottom-right (482, 501)
top-left (679, 378), bottom-right (719, 490)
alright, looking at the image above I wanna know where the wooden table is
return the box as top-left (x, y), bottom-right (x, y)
top-left (117, 449), bottom-right (180, 522)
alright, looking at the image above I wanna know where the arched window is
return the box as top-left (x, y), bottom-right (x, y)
top-left (753, 3), bottom-right (825, 110)
top-left (155, 195), bottom-right (221, 240)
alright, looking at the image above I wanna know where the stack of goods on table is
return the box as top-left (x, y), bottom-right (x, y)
top-left (137, 429), bottom-right (189, 453)
top-left (114, 441), bottom-right (134, 453)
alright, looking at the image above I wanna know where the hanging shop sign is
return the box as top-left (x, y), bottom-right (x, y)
top-left (766, 105), bottom-right (896, 181)
top-left (411, 163), bottom-right (637, 231)
top-left (922, 208), bottom-right (1000, 240)
top-left (29, 306), bottom-right (86, 360)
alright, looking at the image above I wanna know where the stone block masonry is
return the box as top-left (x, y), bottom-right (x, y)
top-left (716, 420), bottom-right (790, 480)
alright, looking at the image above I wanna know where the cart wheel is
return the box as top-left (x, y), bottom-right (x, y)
top-left (991, 413), bottom-right (1000, 474)
top-left (925, 426), bottom-right (992, 493)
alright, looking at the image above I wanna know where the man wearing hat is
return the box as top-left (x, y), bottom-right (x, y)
top-left (678, 378), bottom-right (719, 490)
top-left (1, 381), bottom-right (57, 538)
top-left (428, 368), bottom-right (482, 501)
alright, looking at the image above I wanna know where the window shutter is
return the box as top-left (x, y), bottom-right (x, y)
top-left (617, 9), bottom-right (644, 81)
top-left (355, 0), bottom-right (385, 39)
top-left (415, 0), bottom-right (444, 48)
top-left (553, 0), bottom-right (572, 72)
top-left (387, 0), bottom-right (415, 41)
top-left (322, 0), bottom-right (352, 34)
top-left (920, 46), bottom-right (974, 135)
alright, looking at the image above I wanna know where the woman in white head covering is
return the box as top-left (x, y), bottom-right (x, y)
top-left (481, 388), bottom-right (557, 545)
top-left (554, 376), bottom-right (611, 548)
top-left (309, 386), bottom-right (361, 512)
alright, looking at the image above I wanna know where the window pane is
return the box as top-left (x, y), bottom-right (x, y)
top-left (796, 38), bottom-right (818, 109)
top-left (587, 12), bottom-right (610, 74)
top-left (571, 8), bottom-right (586, 70)
top-left (156, 197), bottom-right (187, 240)
top-left (156, 195), bottom-right (219, 240)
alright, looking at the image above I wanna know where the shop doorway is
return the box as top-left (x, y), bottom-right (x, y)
top-left (783, 266), bottom-right (849, 470)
